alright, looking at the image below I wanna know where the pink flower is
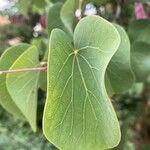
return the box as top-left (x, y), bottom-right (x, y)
top-left (134, 2), bottom-right (148, 19)
top-left (39, 16), bottom-right (46, 28)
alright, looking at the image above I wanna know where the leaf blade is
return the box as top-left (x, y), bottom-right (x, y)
top-left (131, 42), bottom-right (150, 82)
top-left (43, 16), bottom-right (121, 150)
top-left (47, 2), bottom-right (66, 35)
top-left (6, 46), bottom-right (40, 131)
top-left (0, 44), bottom-right (30, 119)
top-left (106, 24), bottom-right (135, 95)
top-left (60, 0), bottom-right (78, 35)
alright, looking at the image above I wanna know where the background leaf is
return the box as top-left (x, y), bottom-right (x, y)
top-left (50, 0), bottom-right (66, 3)
top-left (128, 20), bottom-right (150, 43)
top-left (87, 0), bottom-right (108, 5)
top-left (131, 42), bottom-right (150, 82)
top-left (60, 0), bottom-right (78, 35)
top-left (0, 44), bottom-right (30, 119)
top-left (32, 0), bottom-right (46, 9)
top-left (106, 24), bottom-right (135, 95)
top-left (19, 0), bottom-right (29, 15)
top-left (135, 25), bottom-right (150, 45)
top-left (6, 46), bottom-right (40, 131)
top-left (47, 2), bottom-right (66, 35)
top-left (39, 72), bottom-right (47, 91)
top-left (43, 16), bottom-right (121, 150)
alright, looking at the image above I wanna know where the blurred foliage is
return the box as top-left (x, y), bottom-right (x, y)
top-left (0, 23), bottom-right (32, 55)
top-left (0, 106), bottom-right (57, 150)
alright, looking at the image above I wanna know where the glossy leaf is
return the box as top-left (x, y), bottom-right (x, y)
top-left (106, 24), bottom-right (135, 95)
top-left (43, 16), bottom-right (121, 150)
top-left (0, 44), bottom-right (30, 119)
top-left (131, 42), bottom-right (150, 82)
top-left (6, 46), bottom-right (40, 131)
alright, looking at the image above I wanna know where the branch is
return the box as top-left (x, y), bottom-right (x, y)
top-left (0, 66), bottom-right (47, 75)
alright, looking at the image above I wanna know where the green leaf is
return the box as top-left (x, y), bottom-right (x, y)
top-left (106, 24), bottom-right (135, 95)
top-left (0, 44), bottom-right (30, 119)
top-left (6, 46), bottom-right (40, 131)
top-left (47, 2), bottom-right (66, 35)
top-left (32, 0), bottom-right (46, 9)
top-left (132, 0), bottom-right (148, 3)
top-left (19, 0), bottom-right (29, 15)
top-left (60, 0), bottom-right (78, 35)
top-left (91, 0), bottom-right (108, 5)
top-left (135, 25), bottom-right (150, 45)
top-left (43, 16), bottom-right (121, 150)
top-left (131, 42), bottom-right (150, 82)
top-left (31, 38), bottom-right (48, 92)
top-left (32, 0), bottom-right (47, 13)
top-left (31, 38), bottom-right (43, 50)
top-left (50, 0), bottom-right (66, 3)
top-left (129, 82), bottom-right (144, 97)
top-left (39, 72), bottom-right (47, 91)
top-left (128, 20), bottom-right (150, 43)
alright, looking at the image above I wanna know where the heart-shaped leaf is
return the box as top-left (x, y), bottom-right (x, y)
top-left (43, 16), bottom-right (121, 150)
top-left (6, 46), bottom-right (40, 131)
top-left (0, 44), bottom-right (30, 119)
top-left (106, 24), bottom-right (135, 95)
